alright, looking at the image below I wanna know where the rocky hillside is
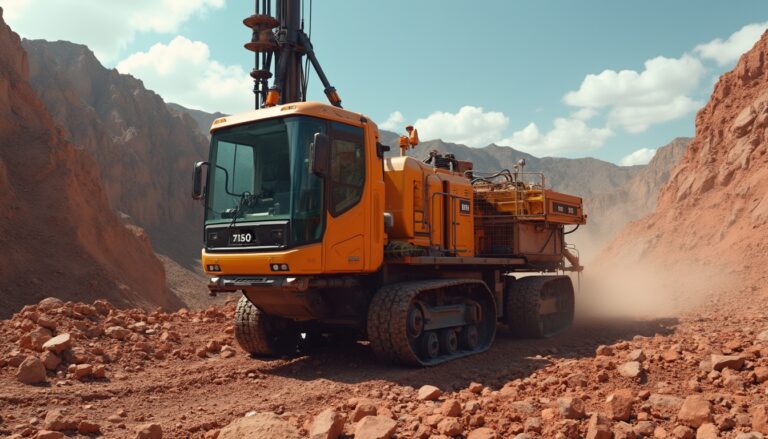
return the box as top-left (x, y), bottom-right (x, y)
top-left (22, 39), bottom-right (209, 268)
top-left (601, 30), bottom-right (768, 276)
top-left (167, 102), bottom-right (225, 138)
top-left (578, 138), bottom-right (690, 255)
top-left (0, 9), bottom-right (179, 317)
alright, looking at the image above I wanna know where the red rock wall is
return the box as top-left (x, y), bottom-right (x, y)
top-left (600, 31), bottom-right (768, 276)
top-left (0, 8), bottom-right (182, 316)
top-left (22, 39), bottom-right (209, 267)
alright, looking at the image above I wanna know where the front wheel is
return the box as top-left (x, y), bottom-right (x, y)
top-left (234, 295), bottom-right (300, 356)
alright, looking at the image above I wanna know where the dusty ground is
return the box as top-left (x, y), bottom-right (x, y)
top-left (0, 268), bottom-right (767, 439)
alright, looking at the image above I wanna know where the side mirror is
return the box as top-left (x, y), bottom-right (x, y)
top-left (192, 161), bottom-right (209, 200)
top-left (310, 133), bottom-right (330, 177)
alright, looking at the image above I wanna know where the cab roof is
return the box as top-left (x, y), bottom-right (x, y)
top-left (209, 101), bottom-right (374, 133)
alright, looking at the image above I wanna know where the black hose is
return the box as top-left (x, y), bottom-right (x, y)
top-left (564, 225), bottom-right (580, 235)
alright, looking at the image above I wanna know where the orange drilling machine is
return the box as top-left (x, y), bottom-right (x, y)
top-left (192, 0), bottom-right (586, 365)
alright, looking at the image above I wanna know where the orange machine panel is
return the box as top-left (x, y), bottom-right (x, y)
top-left (543, 190), bottom-right (586, 225)
top-left (439, 172), bottom-right (475, 256)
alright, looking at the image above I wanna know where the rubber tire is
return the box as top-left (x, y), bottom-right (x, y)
top-left (234, 295), bottom-right (295, 356)
top-left (505, 276), bottom-right (574, 338)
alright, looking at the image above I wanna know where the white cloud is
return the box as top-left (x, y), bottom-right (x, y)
top-left (564, 55), bottom-right (704, 108)
top-left (117, 36), bottom-right (251, 114)
top-left (620, 148), bottom-right (657, 166)
top-left (0, 0), bottom-right (224, 62)
top-left (379, 111), bottom-right (405, 131)
top-left (498, 118), bottom-right (612, 156)
top-left (695, 22), bottom-right (768, 66)
top-left (571, 107), bottom-right (598, 121)
top-left (413, 106), bottom-right (509, 148)
top-left (563, 54), bottom-right (704, 133)
top-left (608, 95), bottom-right (702, 134)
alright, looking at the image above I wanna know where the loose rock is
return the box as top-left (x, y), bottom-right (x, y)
top-left (354, 416), bottom-right (397, 439)
top-left (16, 356), bottom-right (47, 385)
top-left (557, 396), bottom-right (586, 419)
top-left (42, 333), bottom-right (71, 353)
top-left (417, 385), bottom-right (442, 401)
top-left (135, 423), bottom-right (163, 439)
top-left (678, 395), bottom-right (713, 428)
top-left (710, 354), bottom-right (744, 371)
top-left (309, 409), bottom-right (344, 439)
top-left (618, 361), bottom-right (642, 378)
top-left (606, 388), bottom-right (633, 421)
top-left (219, 413), bottom-right (300, 439)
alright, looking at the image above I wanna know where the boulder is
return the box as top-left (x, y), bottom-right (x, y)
top-left (78, 420), bottom-right (101, 434)
top-left (351, 399), bottom-right (378, 422)
top-left (72, 364), bottom-right (93, 380)
top-left (35, 431), bottom-right (64, 439)
top-left (627, 349), bottom-right (647, 362)
top-left (586, 413), bottom-right (612, 439)
top-left (218, 413), bottom-right (300, 439)
top-left (38, 297), bottom-right (65, 311)
top-left (44, 409), bottom-right (77, 431)
top-left (135, 423), bottom-right (163, 439)
top-left (606, 389), bottom-right (633, 421)
top-left (354, 416), bottom-right (397, 439)
top-left (417, 385), bottom-right (442, 401)
top-left (710, 354), bottom-right (744, 371)
top-left (106, 326), bottom-right (131, 340)
top-left (671, 426), bottom-right (695, 439)
top-left (751, 405), bottom-right (768, 434)
top-left (648, 394), bottom-right (684, 419)
top-left (678, 395), bottom-right (713, 428)
top-left (557, 397), bottom-right (586, 419)
top-left (618, 361), bottom-right (642, 378)
top-left (695, 423), bottom-right (719, 439)
top-left (308, 409), bottom-right (344, 439)
top-left (41, 351), bottom-right (61, 370)
top-left (468, 427), bottom-right (499, 439)
top-left (441, 399), bottom-right (462, 417)
top-left (437, 417), bottom-right (463, 436)
top-left (20, 327), bottom-right (52, 351)
top-left (16, 356), bottom-right (47, 385)
top-left (42, 333), bottom-right (72, 353)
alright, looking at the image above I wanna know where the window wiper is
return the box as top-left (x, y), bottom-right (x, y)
top-left (227, 192), bottom-right (253, 230)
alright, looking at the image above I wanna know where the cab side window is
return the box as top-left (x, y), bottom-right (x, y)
top-left (329, 122), bottom-right (365, 216)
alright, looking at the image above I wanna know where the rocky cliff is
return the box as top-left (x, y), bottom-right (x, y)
top-left (578, 138), bottom-right (689, 256)
top-left (601, 31), bottom-right (768, 275)
top-left (166, 102), bottom-right (225, 138)
top-left (0, 9), bottom-right (180, 316)
top-left (22, 39), bottom-right (209, 268)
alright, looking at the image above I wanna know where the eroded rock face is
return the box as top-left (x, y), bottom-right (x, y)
top-left (22, 39), bottom-right (210, 267)
top-left (0, 10), bottom-right (175, 316)
top-left (601, 30), bottom-right (768, 274)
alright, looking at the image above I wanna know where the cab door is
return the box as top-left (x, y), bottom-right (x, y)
top-left (323, 122), bottom-right (368, 272)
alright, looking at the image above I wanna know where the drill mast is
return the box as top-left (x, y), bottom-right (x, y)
top-left (245, 0), bottom-right (341, 109)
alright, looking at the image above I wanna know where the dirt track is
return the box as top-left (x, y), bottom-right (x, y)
top-left (2, 270), bottom-right (767, 438)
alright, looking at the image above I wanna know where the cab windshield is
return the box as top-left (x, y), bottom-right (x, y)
top-left (205, 116), bottom-right (325, 245)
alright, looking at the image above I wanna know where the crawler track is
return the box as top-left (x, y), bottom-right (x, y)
top-left (505, 275), bottom-right (575, 338)
top-left (367, 279), bottom-right (497, 366)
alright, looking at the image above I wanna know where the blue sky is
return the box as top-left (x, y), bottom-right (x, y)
top-left (2, 0), bottom-right (767, 165)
